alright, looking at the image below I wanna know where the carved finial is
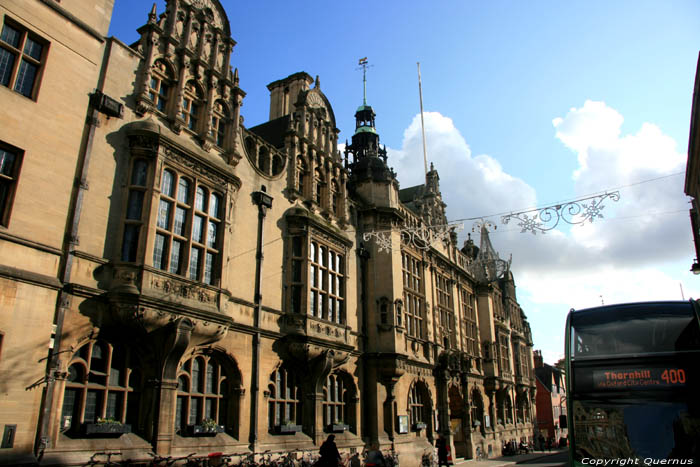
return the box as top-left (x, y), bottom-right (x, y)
top-left (315, 75), bottom-right (320, 89)
top-left (233, 68), bottom-right (239, 86)
top-left (148, 3), bottom-right (158, 23)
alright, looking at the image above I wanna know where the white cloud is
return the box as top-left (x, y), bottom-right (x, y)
top-left (386, 103), bottom-right (694, 364)
top-left (389, 112), bottom-right (537, 228)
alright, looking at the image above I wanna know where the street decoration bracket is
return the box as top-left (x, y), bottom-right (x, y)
top-left (501, 191), bottom-right (621, 235)
top-left (362, 223), bottom-right (464, 253)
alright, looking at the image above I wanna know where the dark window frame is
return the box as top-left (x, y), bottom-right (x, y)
top-left (0, 142), bottom-right (23, 227)
top-left (0, 17), bottom-right (49, 100)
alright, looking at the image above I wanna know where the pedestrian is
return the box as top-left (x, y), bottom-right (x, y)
top-left (546, 437), bottom-right (552, 452)
top-left (436, 434), bottom-right (449, 467)
top-left (538, 434), bottom-right (545, 452)
top-left (365, 444), bottom-right (385, 467)
top-left (320, 434), bottom-right (341, 467)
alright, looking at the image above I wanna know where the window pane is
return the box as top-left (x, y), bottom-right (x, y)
top-left (190, 397), bottom-right (200, 424)
top-left (0, 24), bottom-right (20, 48)
top-left (121, 224), bottom-right (140, 262)
top-left (292, 237), bottom-right (302, 257)
top-left (173, 207), bottom-right (187, 236)
top-left (61, 388), bottom-right (78, 427)
top-left (131, 159), bottom-right (148, 186)
top-left (207, 221), bottom-right (217, 248)
top-left (14, 60), bottom-right (37, 97)
top-left (23, 37), bottom-right (42, 60)
top-left (106, 392), bottom-right (121, 419)
top-left (204, 252), bottom-right (214, 285)
top-left (193, 215), bottom-right (204, 243)
top-left (158, 82), bottom-right (169, 111)
top-left (195, 186), bottom-right (206, 211)
top-left (206, 364), bottom-right (215, 393)
top-left (161, 170), bottom-right (174, 197)
top-left (157, 200), bottom-right (172, 229)
top-left (292, 259), bottom-right (301, 282)
top-left (205, 399), bottom-right (214, 419)
top-left (176, 396), bottom-right (185, 430)
top-left (209, 193), bottom-right (221, 218)
top-left (0, 149), bottom-right (15, 176)
top-left (177, 178), bottom-right (190, 204)
top-left (192, 359), bottom-right (202, 392)
top-left (170, 240), bottom-right (182, 274)
top-left (0, 48), bottom-right (15, 87)
top-left (153, 233), bottom-right (166, 269)
top-left (84, 390), bottom-right (100, 423)
top-left (190, 247), bottom-right (201, 280)
top-left (126, 190), bottom-right (144, 220)
top-left (189, 102), bottom-right (199, 129)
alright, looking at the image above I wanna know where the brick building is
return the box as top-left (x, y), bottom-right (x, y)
top-left (533, 351), bottom-right (567, 447)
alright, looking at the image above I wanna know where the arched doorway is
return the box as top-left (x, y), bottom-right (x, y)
top-left (448, 385), bottom-right (467, 458)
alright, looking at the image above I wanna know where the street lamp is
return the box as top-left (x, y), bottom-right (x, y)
top-left (691, 259), bottom-right (700, 275)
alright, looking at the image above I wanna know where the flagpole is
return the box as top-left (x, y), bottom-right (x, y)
top-left (417, 62), bottom-right (429, 181)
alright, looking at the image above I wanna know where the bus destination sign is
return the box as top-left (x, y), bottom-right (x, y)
top-left (592, 367), bottom-right (687, 389)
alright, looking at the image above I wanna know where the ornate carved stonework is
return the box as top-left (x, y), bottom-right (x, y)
top-left (150, 276), bottom-right (215, 304)
top-left (162, 145), bottom-right (237, 189)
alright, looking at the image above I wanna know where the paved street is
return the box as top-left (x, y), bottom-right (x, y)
top-left (454, 448), bottom-right (568, 467)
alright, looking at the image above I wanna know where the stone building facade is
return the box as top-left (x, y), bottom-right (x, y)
top-left (0, 1), bottom-right (536, 465)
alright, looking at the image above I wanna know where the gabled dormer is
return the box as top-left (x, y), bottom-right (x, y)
top-left (131, 0), bottom-right (244, 161)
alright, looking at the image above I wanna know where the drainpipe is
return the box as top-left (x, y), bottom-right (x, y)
top-left (34, 40), bottom-right (123, 459)
top-left (249, 187), bottom-right (273, 451)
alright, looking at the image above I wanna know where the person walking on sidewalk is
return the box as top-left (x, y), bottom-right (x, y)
top-left (436, 434), bottom-right (449, 467)
top-left (320, 434), bottom-right (341, 467)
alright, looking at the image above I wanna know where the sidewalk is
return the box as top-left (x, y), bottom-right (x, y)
top-left (454, 448), bottom-right (567, 467)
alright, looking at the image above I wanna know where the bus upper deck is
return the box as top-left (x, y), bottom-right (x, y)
top-left (566, 301), bottom-right (700, 464)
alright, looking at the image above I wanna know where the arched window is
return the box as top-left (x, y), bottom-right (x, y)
top-left (323, 372), bottom-right (354, 430)
top-left (516, 394), bottom-right (529, 423)
top-left (408, 381), bottom-right (431, 431)
top-left (505, 395), bottom-right (513, 424)
top-left (176, 353), bottom-right (235, 434)
top-left (314, 169), bottom-right (323, 205)
top-left (181, 80), bottom-right (202, 131)
top-left (61, 341), bottom-right (141, 433)
top-left (149, 59), bottom-right (172, 113)
top-left (296, 157), bottom-right (307, 196)
top-left (330, 180), bottom-right (339, 216)
top-left (268, 366), bottom-right (302, 431)
top-left (210, 100), bottom-right (228, 147)
top-left (258, 147), bottom-right (270, 175)
top-left (271, 155), bottom-right (284, 176)
top-left (470, 388), bottom-right (484, 430)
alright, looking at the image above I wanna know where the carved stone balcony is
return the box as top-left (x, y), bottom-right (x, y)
top-left (107, 263), bottom-right (231, 345)
top-left (280, 313), bottom-right (355, 349)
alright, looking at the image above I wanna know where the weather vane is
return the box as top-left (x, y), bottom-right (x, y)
top-left (357, 57), bottom-right (372, 105)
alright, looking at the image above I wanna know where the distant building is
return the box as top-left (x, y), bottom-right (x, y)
top-left (0, 1), bottom-right (536, 465)
top-left (533, 351), bottom-right (567, 445)
top-left (685, 52), bottom-right (700, 271)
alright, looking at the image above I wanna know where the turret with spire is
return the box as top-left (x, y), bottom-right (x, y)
top-left (345, 58), bottom-right (394, 185)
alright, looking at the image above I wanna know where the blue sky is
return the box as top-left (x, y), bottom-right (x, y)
top-left (109, 0), bottom-right (700, 363)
